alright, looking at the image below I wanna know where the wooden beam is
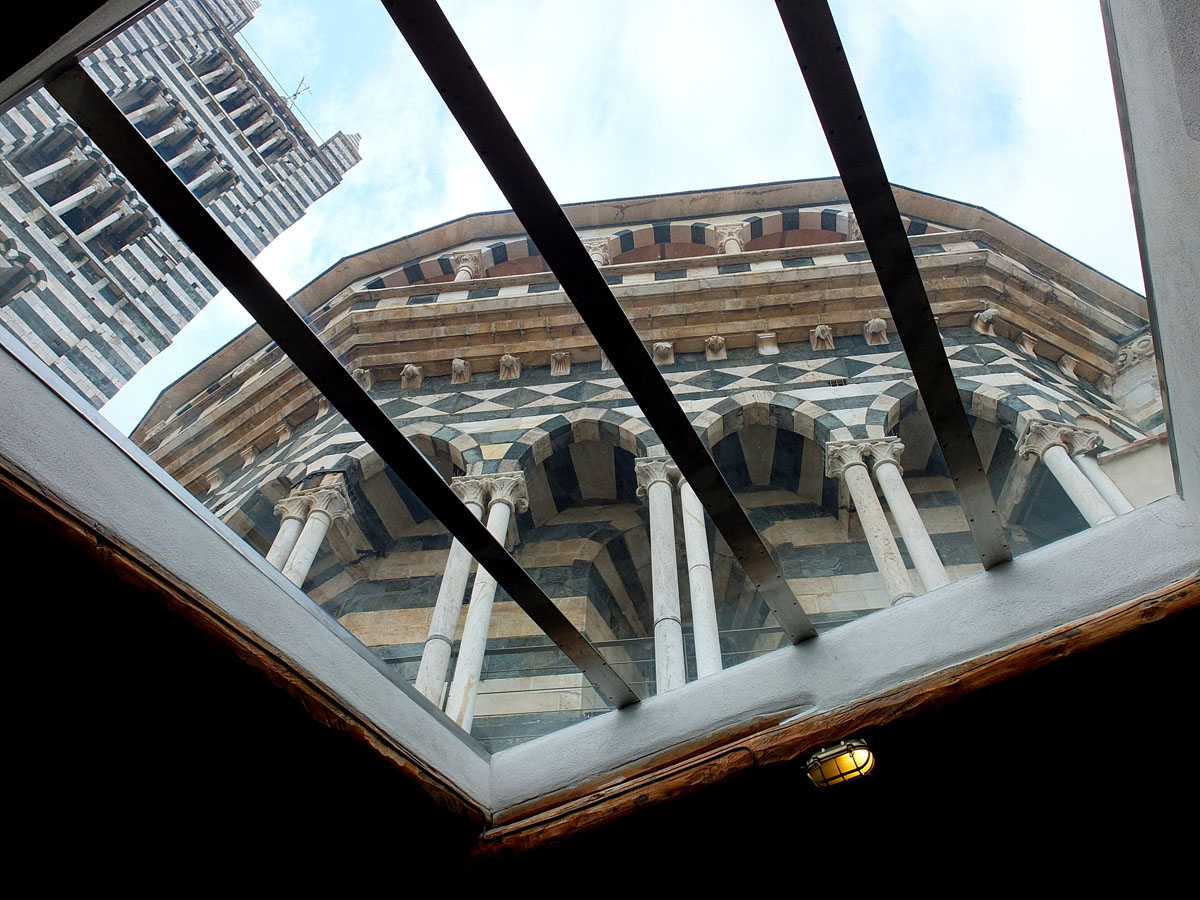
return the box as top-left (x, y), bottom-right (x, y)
top-left (476, 568), bottom-right (1200, 855)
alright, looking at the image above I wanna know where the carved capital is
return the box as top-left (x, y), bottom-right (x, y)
top-left (635, 457), bottom-right (678, 498)
top-left (810, 323), bottom-right (835, 351)
top-left (972, 308), bottom-right (1001, 337)
top-left (274, 493), bottom-right (311, 523)
top-left (400, 363), bottom-right (424, 389)
top-left (451, 474), bottom-right (489, 509)
top-left (1016, 419), bottom-right (1073, 460)
top-left (865, 437), bottom-right (905, 470)
top-left (1064, 427), bottom-right (1105, 458)
top-left (485, 474), bottom-right (528, 512)
top-left (498, 353), bottom-right (521, 381)
top-left (581, 238), bottom-right (611, 266)
top-left (705, 334), bottom-right (727, 361)
top-left (449, 250), bottom-right (483, 280)
top-left (652, 341), bottom-right (674, 365)
top-left (825, 440), bottom-right (871, 479)
top-left (864, 317), bottom-right (890, 346)
top-left (302, 480), bottom-right (353, 522)
top-left (715, 223), bottom-right (747, 254)
top-left (550, 350), bottom-right (571, 376)
top-left (451, 357), bottom-right (471, 384)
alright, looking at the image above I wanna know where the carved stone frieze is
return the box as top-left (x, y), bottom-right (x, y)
top-left (971, 308), bottom-right (1001, 337)
top-left (498, 353), bottom-right (521, 381)
top-left (352, 367), bottom-right (374, 391)
top-left (400, 363), bottom-right (424, 389)
top-left (550, 351), bottom-right (571, 376)
top-left (1116, 334), bottom-right (1155, 371)
top-left (652, 341), bottom-right (675, 365)
top-left (810, 323), bottom-right (835, 351)
top-left (715, 223), bottom-right (747, 254)
top-left (864, 317), bottom-right (889, 346)
top-left (705, 334), bottom-right (727, 361)
top-left (451, 357), bottom-right (471, 384)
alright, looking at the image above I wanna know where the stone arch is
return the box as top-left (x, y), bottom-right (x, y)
top-left (501, 408), bottom-right (659, 474)
top-left (955, 378), bottom-right (1068, 437)
top-left (692, 390), bottom-right (840, 449)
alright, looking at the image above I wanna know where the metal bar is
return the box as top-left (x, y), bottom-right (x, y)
top-left (1, 0), bottom-right (163, 112)
top-left (775, 0), bottom-right (1012, 569)
top-left (381, 0), bottom-right (817, 643)
top-left (44, 62), bottom-right (639, 710)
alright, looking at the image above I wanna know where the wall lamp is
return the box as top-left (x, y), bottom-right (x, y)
top-left (806, 739), bottom-right (875, 787)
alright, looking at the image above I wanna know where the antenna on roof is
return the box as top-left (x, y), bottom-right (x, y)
top-left (284, 76), bottom-right (311, 107)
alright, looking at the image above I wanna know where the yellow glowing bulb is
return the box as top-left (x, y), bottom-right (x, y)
top-left (805, 739), bottom-right (875, 787)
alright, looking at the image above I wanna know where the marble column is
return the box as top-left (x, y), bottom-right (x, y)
top-left (1016, 420), bottom-right (1115, 526)
top-left (444, 474), bottom-right (528, 732)
top-left (636, 457), bottom-right (686, 693)
top-left (280, 479), bottom-right (353, 587)
top-left (49, 177), bottom-right (104, 215)
top-left (414, 475), bottom-right (488, 703)
top-left (25, 149), bottom-right (85, 188)
top-left (450, 250), bottom-right (483, 282)
top-left (679, 478), bottom-right (722, 678)
top-left (1066, 429), bottom-right (1134, 515)
top-left (265, 493), bottom-right (311, 569)
top-left (827, 441), bottom-right (917, 604)
top-left (867, 438), bottom-right (950, 593)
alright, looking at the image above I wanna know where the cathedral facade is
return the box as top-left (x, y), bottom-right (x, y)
top-left (0, 0), bottom-right (360, 405)
top-left (134, 178), bottom-right (1171, 752)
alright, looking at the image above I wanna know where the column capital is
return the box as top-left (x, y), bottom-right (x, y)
top-left (581, 237), bottom-right (612, 266)
top-left (449, 250), bottom-right (483, 280)
top-left (1016, 419), bottom-right (1076, 460)
top-left (1064, 427), bottom-right (1105, 457)
top-left (825, 440), bottom-right (872, 478)
top-left (484, 473), bottom-right (528, 512)
top-left (450, 474), bottom-right (490, 508)
top-left (296, 479), bottom-right (353, 522)
top-left (865, 437), bottom-right (906, 470)
top-left (635, 457), bottom-right (678, 498)
top-left (714, 223), bottom-right (747, 253)
top-left (273, 493), bottom-right (311, 523)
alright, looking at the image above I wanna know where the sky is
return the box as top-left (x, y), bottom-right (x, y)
top-left (99, 0), bottom-right (1141, 433)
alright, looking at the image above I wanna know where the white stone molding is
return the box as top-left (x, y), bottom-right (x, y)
top-left (1016, 332), bottom-right (1039, 358)
top-left (550, 351), bottom-right (572, 376)
top-left (756, 332), bottom-right (780, 356)
top-left (652, 341), bottom-right (675, 366)
top-left (600, 350), bottom-right (613, 371)
top-left (847, 212), bottom-right (863, 241)
top-left (316, 397), bottom-right (330, 418)
top-left (714, 223), bottom-right (747, 255)
top-left (239, 445), bottom-right (258, 468)
top-left (705, 335), bottom-right (727, 361)
top-left (352, 367), bottom-right (374, 391)
top-left (1016, 420), bottom-right (1116, 526)
top-left (274, 421), bottom-right (292, 446)
top-left (581, 238), bottom-right (612, 266)
top-left (415, 474), bottom-right (489, 702)
top-left (864, 317), bottom-right (890, 346)
top-left (1058, 355), bottom-right (1080, 379)
top-left (400, 363), bottom-right (424, 389)
top-left (972, 307), bottom-right (1001, 337)
top-left (444, 472), bottom-right (529, 730)
top-left (810, 323), bottom-right (835, 351)
top-left (205, 469), bottom-right (223, 492)
top-left (451, 357), bottom-right (471, 385)
top-left (498, 353), bottom-right (521, 381)
top-left (449, 250), bottom-right (483, 281)
top-left (1097, 374), bottom-right (1114, 397)
top-left (826, 439), bottom-right (917, 604)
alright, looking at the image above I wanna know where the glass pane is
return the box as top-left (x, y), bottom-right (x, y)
top-left (2, 0), bottom-right (1176, 756)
